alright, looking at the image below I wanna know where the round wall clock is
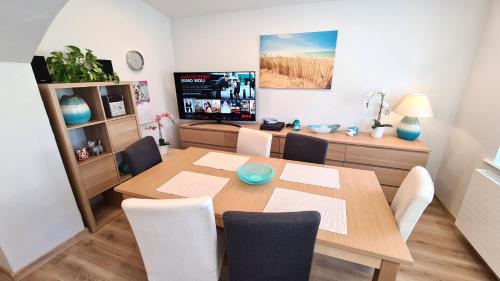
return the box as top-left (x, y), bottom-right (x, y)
top-left (126, 50), bottom-right (144, 71)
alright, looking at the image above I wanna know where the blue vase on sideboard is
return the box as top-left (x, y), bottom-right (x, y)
top-left (396, 116), bottom-right (421, 141)
top-left (59, 94), bottom-right (92, 125)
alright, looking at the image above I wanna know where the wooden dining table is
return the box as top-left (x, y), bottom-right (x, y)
top-left (114, 147), bottom-right (413, 281)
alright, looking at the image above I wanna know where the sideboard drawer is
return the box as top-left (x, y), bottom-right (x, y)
top-left (271, 137), bottom-right (281, 153)
top-left (325, 160), bottom-right (344, 167)
top-left (326, 143), bottom-right (346, 161)
top-left (180, 128), bottom-right (225, 146)
top-left (181, 141), bottom-right (227, 152)
top-left (381, 185), bottom-right (399, 203)
top-left (80, 155), bottom-right (118, 198)
top-left (108, 116), bottom-right (140, 151)
top-left (345, 145), bottom-right (428, 170)
top-left (270, 153), bottom-right (283, 159)
top-left (344, 163), bottom-right (408, 187)
top-left (225, 132), bottom-right (238, 148)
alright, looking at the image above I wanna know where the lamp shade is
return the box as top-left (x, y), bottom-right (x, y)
top-left (394, 94), bottom-right (434, 118)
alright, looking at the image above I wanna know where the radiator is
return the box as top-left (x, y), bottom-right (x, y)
top-left (456, 169), bottom-right (500, 277)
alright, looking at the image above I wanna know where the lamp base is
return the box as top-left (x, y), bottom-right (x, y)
top-left (396, 116), bottom-right (421, 141)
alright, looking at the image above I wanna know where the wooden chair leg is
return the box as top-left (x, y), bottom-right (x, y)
top-left (372, 260), bottom-right (400, 281)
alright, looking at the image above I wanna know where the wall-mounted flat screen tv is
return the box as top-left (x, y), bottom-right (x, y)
top-left (174, 72), bottom-right (256, 122)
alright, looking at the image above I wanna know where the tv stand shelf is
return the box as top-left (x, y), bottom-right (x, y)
top-left (179, 122), bottom-right (430, 203)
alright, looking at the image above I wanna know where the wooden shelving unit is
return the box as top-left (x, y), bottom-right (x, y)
top-left (39, 81), bottom-right (141, 232)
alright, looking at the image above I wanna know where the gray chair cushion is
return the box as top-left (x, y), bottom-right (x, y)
top-left (223, 211), bottom-right (320, 281)
top-left (283, 133), bottom-right (329, 164)
top-left (122, 136), bottom-right (162, 176)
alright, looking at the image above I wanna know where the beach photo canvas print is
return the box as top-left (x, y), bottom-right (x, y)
top-left (259, 30), bottom-right (338, 89)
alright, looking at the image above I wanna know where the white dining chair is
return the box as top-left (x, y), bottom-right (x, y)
top-left (391, 166), bottom-right (434, 241)
top-left (314, 166), bottom-right (434, 276)
top-left (236, 127), bottom-right (272, 157)
top-left (122, 197), bottom-right (223, 281)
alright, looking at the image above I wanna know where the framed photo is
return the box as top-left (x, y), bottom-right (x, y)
top-left (260, 30), bottom-right (338, 89)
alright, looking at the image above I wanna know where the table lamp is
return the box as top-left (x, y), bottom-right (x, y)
top-left (393, 94), bottom-right (434, 141)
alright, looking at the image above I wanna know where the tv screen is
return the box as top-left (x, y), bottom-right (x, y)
top-left (174, 72), bottom-right (256, 122)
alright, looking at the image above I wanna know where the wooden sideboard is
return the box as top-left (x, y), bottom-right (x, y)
top-left (178, 123), bottom-right (430, 203)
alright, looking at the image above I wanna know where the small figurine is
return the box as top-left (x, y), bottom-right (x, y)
top-left (87, 140), bottom-right (104, 156)
top-left (346, 127), bottom-right (359, 136)
top-left (75, 147), bottom-right (89, 161)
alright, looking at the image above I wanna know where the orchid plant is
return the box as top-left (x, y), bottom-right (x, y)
top-left (364, 90), bottom-right (393, 129)
top-left (145, 112), bottom-right (175, 146)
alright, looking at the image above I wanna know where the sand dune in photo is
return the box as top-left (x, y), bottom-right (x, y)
top-left (259, 56), bottom-right (334, 89)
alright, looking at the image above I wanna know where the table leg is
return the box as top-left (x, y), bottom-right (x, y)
top-left (372, 260), bottom-right (400, 281)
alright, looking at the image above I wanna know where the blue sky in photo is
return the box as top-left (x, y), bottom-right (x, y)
top-left (260, 30), bottom-right (338, 57)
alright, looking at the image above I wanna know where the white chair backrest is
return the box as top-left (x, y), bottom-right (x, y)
top-left (391, 166), bottom-right (434, 241)
top-left (122, 197), bottom-right (219, 281)
top-left (236, 127), bottom-right (272, 157)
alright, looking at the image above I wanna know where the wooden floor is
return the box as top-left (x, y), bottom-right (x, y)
top-left (14, 200), bottom-right (496, 281)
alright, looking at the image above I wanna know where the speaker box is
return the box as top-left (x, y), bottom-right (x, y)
top-left (31, 56), bottom-right (51, 83)
top-left (97, 59), bottom-right (114, 76)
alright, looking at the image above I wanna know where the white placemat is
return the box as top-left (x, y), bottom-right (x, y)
top-left (280, 163), bottom-right (340, 189)
top-left (193, 152), bottom-right (250, 171)
top-left (264, 188), bottom-right (347, 235)
top-left (156, 171), bottom-right (229, 198)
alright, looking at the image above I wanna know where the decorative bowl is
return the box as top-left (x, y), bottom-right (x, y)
top-left (308, 124), bottom-right (341, 134)
top-left (237, 163), bottom-right (275, 185)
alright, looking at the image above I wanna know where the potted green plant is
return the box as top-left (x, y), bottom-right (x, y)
top-left (46, 45), bottom-right (120, 83)
top-left (365, 90), bottom-right (393, 138)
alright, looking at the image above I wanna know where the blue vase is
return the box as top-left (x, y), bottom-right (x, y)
top-left (396, 116), bottom-right (421, 141)
top-left (60, 95), bottom-right (92, 125)
top-left (292, 119), bottom-right (301, 131)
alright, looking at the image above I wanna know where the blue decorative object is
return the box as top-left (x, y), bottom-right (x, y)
top-left (345, 127), bottom-right (359, 136)
top-left (396, 116), bottom-right (421, 141)
top-left (308, 124), bottom-right (341, 134)
top-left (292, 119), bottom-right (301, 131)
top-left (237, 163), bottom-right (275, 185)
top-left (59, 94), bottom-right (91, 125)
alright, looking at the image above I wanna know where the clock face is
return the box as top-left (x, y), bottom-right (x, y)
top-left (126, 50), bottom-right (144, 71)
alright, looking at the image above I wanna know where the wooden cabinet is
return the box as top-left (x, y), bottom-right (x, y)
top-left (39, 82), bottom-right (141, 232)
top-left (344, 163), bottom-right (408, 187)
top-left (108, 116), bottom-right (140, 151)
top-left (327, 143), bottom-right (346, 162)
top-left (80, 155), bottom-right (119, 198)
top-left (345, 145), bottom-right (428, 170)
top-left (179, 123), bottom-right (430, 203)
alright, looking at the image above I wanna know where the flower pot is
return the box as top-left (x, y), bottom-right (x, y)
top-left (158, 145), bottom-right (169, 156)
top-left (371, 127), bottom-right (385, 138)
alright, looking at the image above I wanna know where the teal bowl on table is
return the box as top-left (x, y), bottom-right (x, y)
top-left (308, 124), bottom-right (341, 134)
top-left (237, 163), bottom-right (275, 185)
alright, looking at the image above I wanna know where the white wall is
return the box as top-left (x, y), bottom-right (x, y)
top-left (37, 0), bottom-right (179, 146)
top-left (171, 0), bottom-right (489, 178)
top-left (0, 63), bottom-right (84, 272)
top-left (0, 248), bottom-right (10, 273)
top-left (435, 0), bottom-right (500, 217)
top-left (0, 0), bottom-right (67, 63)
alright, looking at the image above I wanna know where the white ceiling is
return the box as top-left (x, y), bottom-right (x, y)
top-left (143, 0), bottom-right (334, 18)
